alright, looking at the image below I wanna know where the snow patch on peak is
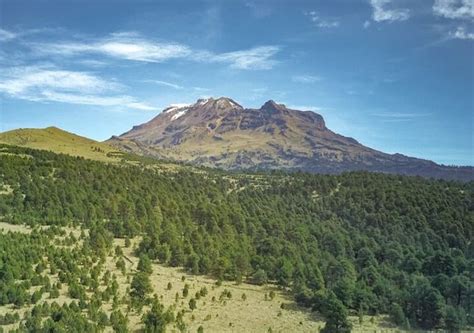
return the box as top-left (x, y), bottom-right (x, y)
top-left (170, 103), bottom-right (191, 108)
top-left (217, 97), bottom-right (242, 108)
top-left (171, 109), bottom-right (188, 120)
top-left (164, 103), bottom-right (191, 113)
top-left (196, 98), bottom-right (210, 106)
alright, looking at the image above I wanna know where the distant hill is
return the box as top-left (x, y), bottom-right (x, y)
top-left (107, 97), bottom-right (474, 182)
top-left (0, 127), bottom-right (123, 162)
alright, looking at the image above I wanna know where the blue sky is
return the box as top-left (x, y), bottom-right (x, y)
top-left (0, 0), bottom-right (473, 165)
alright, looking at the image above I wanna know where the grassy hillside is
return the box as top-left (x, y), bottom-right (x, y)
top-left (0, 127), bottom-right (121, 162)
top-left (0, 127), bottom-right (189, 172)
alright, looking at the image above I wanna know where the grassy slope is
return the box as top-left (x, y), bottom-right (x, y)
top-left (0, 128), bottom-right (192, 173)
top-left (0, 127), bottom-right (120, 162)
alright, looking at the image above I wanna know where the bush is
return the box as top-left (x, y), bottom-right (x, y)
top-left (110, 310), bottom-right (128, 333)
top-left (182, 284), bottom-right (189, 298)
top-left (319, 292), bottom-right (351, 333)
top-left (445, 305), bottom-right (465, 333)
top-left (199, 287), bottom-right (208, 297)
top-left (143, 299), bottom-right (174, 333)
top-left (269, 290), bottom-right (275, 300)
top-left (252, 269), bottom-right (267, 285)
top-left (389, 303), bottom-right (406, 327)
top-left (189, 298), bottom-right (197, 311)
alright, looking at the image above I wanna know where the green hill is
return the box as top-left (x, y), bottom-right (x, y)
top-left (0, 127), bottom-right (121, 162)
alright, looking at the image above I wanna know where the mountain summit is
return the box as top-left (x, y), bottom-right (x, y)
top-left (107, 97), bottom-right (473, 181)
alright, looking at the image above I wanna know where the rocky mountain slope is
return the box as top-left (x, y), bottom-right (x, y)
top-left (104, 97), bottom-right (470, 181)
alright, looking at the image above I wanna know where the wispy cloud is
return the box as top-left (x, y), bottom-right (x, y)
top-left (39, 91), bottom-right (155, 110)
top-left (292, 75), bottom-right (321, 83)
top-left (144, 79), bottom-right (183, 89)
top-left (449, 26), bottom-right (474, 39)
top-left (0, 66), bottom-right (155, 110)
top-left (245, 1), bottom-right (273, 18)
top-left (30, 32), bottom-right (280, 70)
top-left (287, 104), bottom-right (324, 112)
top-left (0, 66), bottom-right (120, 95)
top-left (305, 11), bottom-right (340, 28)
top-left (432, 1), bottom-right (473, 41)
top-left (433, 0), bottom-right (474, 20)
top-left (371, 111), bottom-right (431, 122)
top-left (192, 87), bottom-right (210, 92)
top-left (369, 0), bottom-right (410, 22)
top-left (0, 27), bottom-right (68, 42)
top-left (32, 33), bottom-right (191, 62)
top-left (208, 46), bottom-right (280, 70)
top-left (76, 59), bottom-right (108, 67)
top-left (0, 28), bottom-right (17, 41)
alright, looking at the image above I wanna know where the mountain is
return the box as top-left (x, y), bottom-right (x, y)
top-left (107, 97), bottom-right (473, 181)
top-left (0, 127), bottom-right (121, 162)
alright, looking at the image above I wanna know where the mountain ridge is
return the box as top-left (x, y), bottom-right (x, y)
top-left (107, 97), bottom-right (474, 182)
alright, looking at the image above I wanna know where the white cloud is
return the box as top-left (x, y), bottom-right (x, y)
top-left (432, 1), bottom-right (473, 41)
top-left (287, 105), bottom-right (323, 112)
top-left (0, 66), bottom-right (119, 95)
top-left (305, 11), bottom-right (340, 28)
top-left (0, 66), bottom-right (156, 110)
top-left (30, 33), bottom-right (280, 70)
top-left (292, 75), bottom-right (322, 83)
top-left (371, 111), bottom-right (431, 121)
top-left (363, 20), bottom-right (371, 29)
top-left (77, 59), bottom-right (108, 67)
top-left (192, 87), bottom-right (210, 92)
top-left (144, 80), bottom-right (183, 89)
top-left (208, 46), bottom-right (280, 70)
top-left (433, 0), bottom-right (474, 20)
top-left (40, 90), bottom-right (155, 110)
top-left (101, 41), bottom-right (190, 62)
top-left (0, 29), bottom-right (17, 41)
top-left (245, 1), bottom-right (273, 18)
top-left (369, 0), bottom-right (410, 22)
top-left (450, 26), bottom-right (474, 39)
top-left (0, 27), bottom-right (69, 42)
top-left (34, 37), bottom-right (191, 63)
top-left (316, 21), bottom-right (340, 28)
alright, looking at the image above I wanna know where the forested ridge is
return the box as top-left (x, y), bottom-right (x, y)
top-left (0, 144), bottom-right (473, 332)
